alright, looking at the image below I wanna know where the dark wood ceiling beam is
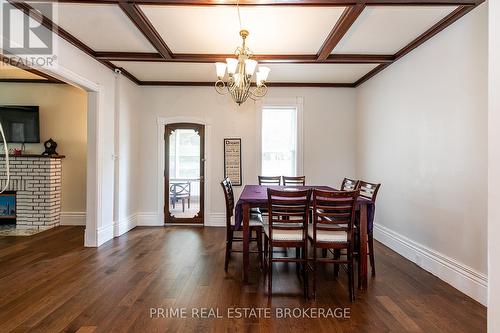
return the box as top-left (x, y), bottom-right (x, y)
top-left (327, 54), bottom-right (393, 63)
top-left (317, 4), bottom-right (365, 61)
top-left (129, 0), bottom-right (479, 5)
top-left (138, 81), bottom-right (355, 87)
top-left (118, 3), bottom-right (173, 59)
top-left (95, 52), bottom-right (394, 63)
top-left (23, 0), bottom-right (481, 5)
top-left (95, 52), bottom-right (164, 61)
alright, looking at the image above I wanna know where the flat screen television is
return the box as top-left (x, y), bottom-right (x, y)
top-left (0, 106), bottom-right (40, 143)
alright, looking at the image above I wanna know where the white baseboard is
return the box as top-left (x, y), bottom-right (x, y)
top-left (136, 212), bottom-right (226, 227)
top-left (137, 212), bottom-right (162, 226)
top-left (374, 223), bottom-right (488, 306)
top-left (205, 213), bottom-right (226, 227)
top-left (60, 212), bottom-right (86, 226)
top-left (96, 223), bottom-right (114, 247)
top-left (114, 213), bottom-right (138, 237)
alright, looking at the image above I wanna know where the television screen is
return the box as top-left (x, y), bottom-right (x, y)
top-left (0, 106), bottom-right (40, 143)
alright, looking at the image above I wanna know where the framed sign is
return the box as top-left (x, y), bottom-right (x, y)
top-left (224, 138), bottom-right (242, 186)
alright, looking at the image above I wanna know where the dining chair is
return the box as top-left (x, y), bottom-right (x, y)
top-left (169, 182), bottom-right (191, 212)
top-left (282, 176), bottom-right (306, 186)
top-left (263, 188), bottom-right (311, 298)
top-left (341, 178), bottom-right (360, 191)
top-left (309, 188), bottom-right (359, 301)
top-left (220, 178), bottom-right (264, 272)
top-left (357, 180), bottom-right (381, 276)
top-left (258, 176), bottom-right (282, 186)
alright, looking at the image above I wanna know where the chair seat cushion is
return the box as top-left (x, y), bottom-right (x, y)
top-left (308, 225), bottom-right (347, 243)
top-left (230, 213), bottom-right (263, 227)
top-left (264, 223), bottom-right (304, 241)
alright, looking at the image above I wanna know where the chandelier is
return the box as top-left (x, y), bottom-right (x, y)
top-left (214, 4), bottom-right (270, 105)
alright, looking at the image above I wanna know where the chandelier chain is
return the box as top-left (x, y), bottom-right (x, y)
top-left (237, 0), bottom-right (242, 31)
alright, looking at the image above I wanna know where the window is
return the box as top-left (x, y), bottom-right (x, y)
top-left (261, 107), bottom-right (298, 176)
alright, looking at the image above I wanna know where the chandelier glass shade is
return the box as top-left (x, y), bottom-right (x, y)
top-left (214, 29), bottom-right (270, 105)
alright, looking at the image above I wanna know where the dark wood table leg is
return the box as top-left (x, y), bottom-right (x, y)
top-left (243, 202), bottom-right (250, 283)
top-left (358, 203), bottom-right (368, 291)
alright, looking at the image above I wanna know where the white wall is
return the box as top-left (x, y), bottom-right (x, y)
top-left (356, 4), bottom-right (488, 304)
top-left (113, 75), bottom-right (140, 235)
top-left (488, 0), bottom-right (499, 330)
top-left (0, 83), bottom-right (87, 214)
top-left (134, 87), bottom-right (357, 226)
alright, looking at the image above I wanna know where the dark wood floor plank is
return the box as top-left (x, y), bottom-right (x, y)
top-left (0, 226), bottom-right (486, 333)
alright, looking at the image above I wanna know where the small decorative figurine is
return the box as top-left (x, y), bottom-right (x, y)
top-left (42, 138), bottom-right (58, 156)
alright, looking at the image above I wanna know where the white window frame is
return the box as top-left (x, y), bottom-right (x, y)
top-left (257, 97), bottom-right (304, 177)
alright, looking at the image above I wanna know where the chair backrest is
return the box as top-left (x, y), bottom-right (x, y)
top-left (282, 176), bottom-right (306, 186)
top-left (220, 178), bottom-right (235, 225)
top-left (258, 176), bottom-right (281, 186)
top-left (312, 189), bottom-right (359, 242)
top-left (359, 181), bottom-right (381, 202)
top-left (267, 188), bottom-right (311, 242)
top-left (341, 178), bottom-right (359, 191)
top-left (170, 182), bottom-right (191, 196)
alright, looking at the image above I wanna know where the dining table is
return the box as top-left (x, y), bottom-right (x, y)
top-left (234, 184), bottom-right (375, 291)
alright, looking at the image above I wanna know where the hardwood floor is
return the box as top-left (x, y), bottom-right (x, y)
top-left (0, 226), bottom-right (486, 333)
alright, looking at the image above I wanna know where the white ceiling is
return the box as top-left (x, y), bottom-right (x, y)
top-left (0, 64), bottom-right (46, 80)
top-left (112, 61), bottom-right (378, 83)
top-left (57, 3), bottom-right (156, 52)
top-left (43, 3), bottom-right (466, 84)
top-left (333, 6), bottom-right (457, 54)
top-left (140, 5), bottom-right (346, 54)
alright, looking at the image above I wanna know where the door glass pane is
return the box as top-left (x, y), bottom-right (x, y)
top-left (168, 128), bottom-right (201, 219)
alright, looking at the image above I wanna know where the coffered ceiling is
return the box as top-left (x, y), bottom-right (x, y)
top-left (3, 0), bottom-right (484, 87)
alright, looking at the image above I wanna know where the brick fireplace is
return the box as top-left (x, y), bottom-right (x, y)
top-left (0, 155), bottom-right (64, 229)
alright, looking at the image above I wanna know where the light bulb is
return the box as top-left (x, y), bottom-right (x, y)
top-left (259, 66), bottom-right (270, 81)
top-left (215, 62), bottom-right (226, 79)
top-left (226, 58), bottom-right (238, 75)
top-left (245, 59), bottom-right (257, 76)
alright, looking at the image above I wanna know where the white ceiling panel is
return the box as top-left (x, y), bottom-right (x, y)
top-left (113, 61), bottom-right (378, 83)
top-left (264, 63), bottom-right (377, 83)
top-left (333, 6), bottom-right (457, 55)
top-left (0, 64), bottom-right (46, 80)
top-left (57, 3), bottom-right (156, 52)
top-left (114, 62), bottom-right (217, 82)
top-left (140, 5), bottom-right (346, 54)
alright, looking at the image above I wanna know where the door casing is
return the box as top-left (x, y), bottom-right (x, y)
top-left (164, 123), bottom-right (205, 224)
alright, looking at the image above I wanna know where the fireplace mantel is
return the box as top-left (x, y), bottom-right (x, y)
top-left (0, 154), bottom-right (65, 159)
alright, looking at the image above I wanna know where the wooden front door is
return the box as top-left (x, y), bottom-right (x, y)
top-left (165, 123), bottom-right (205, 224)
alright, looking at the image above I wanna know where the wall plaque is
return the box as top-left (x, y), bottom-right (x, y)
top-left (224, 138), bottom-right (242, 186)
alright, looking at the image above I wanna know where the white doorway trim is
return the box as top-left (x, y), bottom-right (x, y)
top-left (156, 116), bottom-right (211, 226)
top-left (32, 65), bottom-right (102, 247)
